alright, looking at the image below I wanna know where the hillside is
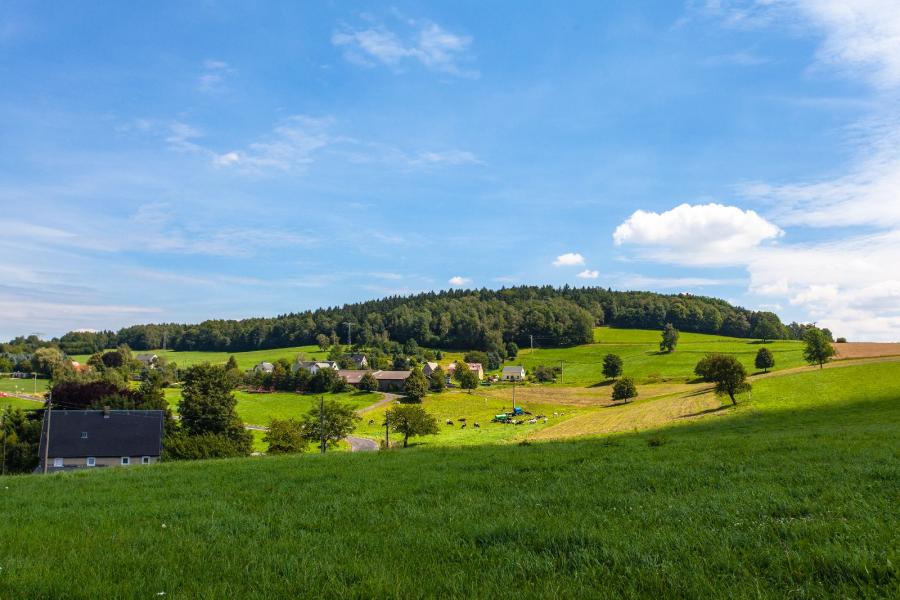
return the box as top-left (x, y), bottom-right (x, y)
top-left (40, 286), bottom-right (810, 355)
top-left (1, 361), bottom-right (897, 598)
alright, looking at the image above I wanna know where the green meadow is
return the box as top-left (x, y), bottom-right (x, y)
top-left (72, 344), bottom-right (323, 370)
top-left (0, 360), bottom-right (896, 598)
top-left (0, 377), bottom-right (48, 395)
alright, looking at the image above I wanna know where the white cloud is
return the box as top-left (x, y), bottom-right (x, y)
top-left (332, 18), bottom-right (477, 77)
top-left (553, 252), bottom-right (586, 267)
top-left (576, 269), bottom-right (599, 279)
top-left (702, 50), bottom-right (768, 67)
top-left (616, 275), bottom-right (743, 289)
top-left (613, 203), bottom-right (783, 265)
top-left (448, 276), bottom-right (472, 286)
top-left (198, 59), bottom-right (234, 93)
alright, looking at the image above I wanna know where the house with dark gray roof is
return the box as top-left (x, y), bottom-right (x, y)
top-left (38, 409), bottom-right (165, 472)
top-left (348, 353), bottom-right (368, 369)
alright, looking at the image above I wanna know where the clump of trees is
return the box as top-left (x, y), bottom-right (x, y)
top-left (298, 399), bottom-right (360, 453)
top-left (803, 327), bottom-right (836, 369)
top-left (452, 361), bottom-right (479, 392)
top-left (660, 324), bottom-right (679, 353)
top-left (402, 368), bottom-right (428, 402)
top-left (384, 405), bottom-right (439, 448)
top-left (428, 367), bottom-right (446, 393)
top-left (264, 418), bottom-right (306, 454)
top-left (602, 354), bottom-right (623, 379)
top-left (1, 407), bottom-right (42, 474)
top-left (612, 377), bottom-right (637, 403)
top-left (532, 365), bottom-right (561, 383)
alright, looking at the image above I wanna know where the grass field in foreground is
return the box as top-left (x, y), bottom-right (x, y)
top-left (0, 361), bottom-right (896, 598)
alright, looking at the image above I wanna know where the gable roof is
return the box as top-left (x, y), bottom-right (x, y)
top-left (502, 365), bottom-right (526, 374)
top-left (337, 370), bottom-right (369, 384)
top-left (39, 410), bottom-right (164, 458)
top-left (135, 353), bottom-right (158, 361)
top-left (372, 370), bottom-right (411, 380)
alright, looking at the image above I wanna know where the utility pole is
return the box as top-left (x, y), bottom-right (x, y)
top-left (512, 380), bottom-right (517, 410)
top-left (41, 392), bottom-right (52, 474)
top-left (384, 415), bottom-right (390, 449)
top-left (529, 334), bottom-right (534, 354)
top-left (319, 396), bottom-right (326, 454)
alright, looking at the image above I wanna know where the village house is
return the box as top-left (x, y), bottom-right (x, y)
top-left (501, 366), bottom-right (526, 381)
top-left (447, 362), bottom-right (485, 380)
top-left (422, 362), bottom-right (440, 377)
top-left (38, 409), bottom-right (164, 472)
top-left (135, 353), bottom-right (158, 368)
top-left (348, 353), bottom-right (368, 369)
top-left (253, 361), bottom-right (274, 374)
top-left (337, 369), bottom-right (368, 386)
top-left (292, 360), bottom-right (339, 374)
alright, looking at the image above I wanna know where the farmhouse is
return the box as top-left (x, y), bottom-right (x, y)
top-left (372, 370), bottom-right (412, 392)
top-left (292, 360), bottom-right (339, 374)
top-left (502, 366), bottom-right (526, 381)
top-left (254, 361), bottom-right (274, 374)
top-left (38, 409), bottom-right (164, 472)
top-left (135, 353), bottom-right (158, 368)
top-left (423, 362), bottom-right (440, 377)
top-left (348, 353), bottom-right (368, 369)
top-left (447, 362), bottom-right (484, 380)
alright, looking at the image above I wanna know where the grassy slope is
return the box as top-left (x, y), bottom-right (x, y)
top-left (514, 327), bottom-right (806, 385)
top-left (0, 361), bottom-right (897, 598)
top-left (72, 344), bottom-right (323, 370)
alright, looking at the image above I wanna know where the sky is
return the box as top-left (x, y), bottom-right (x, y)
top-left (1, 1), bottom-right (899, 341)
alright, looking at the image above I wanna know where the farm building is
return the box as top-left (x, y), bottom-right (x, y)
top-left (501, 366), bottom-right (526, 381)
top-left (253, 362), bottom-right (274, 374)
top-left (37, 409), bottom-right (164, 472)
top-left (337, 370), bottom-right (368, 386)
top-left (292, 360), bottom-right (339, 374)
top-left (373, 370), bottom-right (412, 392)
top-left (447, 362), bottom-right (484, 380)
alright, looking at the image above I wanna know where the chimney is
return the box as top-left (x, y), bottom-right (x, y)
top-left (103, 405), bottom-right (110, 419)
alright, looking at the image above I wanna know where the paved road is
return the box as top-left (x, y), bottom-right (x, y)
top-left (346, 435), bottom-right (379, 452)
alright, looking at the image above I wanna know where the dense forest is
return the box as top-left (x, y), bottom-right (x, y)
top-left (4, 286), bottom-right (816, 357)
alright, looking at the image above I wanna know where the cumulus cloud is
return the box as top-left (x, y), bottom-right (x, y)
top-left (576, 269), bottom-right (599, 279)
top-left (448, 276), bottom-right (472, 286)
top-left (613, 203), bottom-right (782, 264)
top-left (332, 17), bottom-right (477, 77)
top-left (553, 252), bottom-right (586, 267)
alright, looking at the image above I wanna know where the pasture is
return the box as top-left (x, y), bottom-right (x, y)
top-left (0, 361), bottom-right (896, 598)
top-left (72, 344), bottom-right (323, 370)
top-left (0, 376), bottom-right (48, 396)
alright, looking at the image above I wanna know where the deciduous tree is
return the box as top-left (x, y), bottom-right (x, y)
top-left (803, 327), bottom-right (836, 369)
top-left (612, 377), bottom-right (637, 403)
top-left (660, 324), bottom-right (679, 353)
top-left (403, 367), bottom-right (428, 402)
top-left (299, 399), bottom-right (360, 451)
top-left (602, 354), bottom-right (623, 379)
top-left (385, 404), bottom-right (439, 448)
top-left (264, 418), bottom-right (306, 454)
top-left (755, 347), bottom-right (775, 373)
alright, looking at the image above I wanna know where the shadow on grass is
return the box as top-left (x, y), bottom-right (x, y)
top-left (587, 380), bottom-right (615, 388)
top-left (679, 405), bottom-right (732, 419)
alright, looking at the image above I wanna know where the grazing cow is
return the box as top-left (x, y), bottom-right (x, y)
top-left (457, 417), bottom-right (467, 422)
top-left (446, 419), bottom-right (454, 426)
top-left (461, 423), bottom-right (467, 429)
top-left (528, 418), bottom-right (537, 424)
top-left (368, 419), bottom-right (375, 425)
top-left (543, 418), bottom-right (548, 423)
top-left (553, 412), bottom-right (559, 417)
top-left (473, 422), bottom-right (480, 428)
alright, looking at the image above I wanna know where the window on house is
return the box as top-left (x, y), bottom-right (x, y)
top-left (86, 457), bottom-right (96, 467)
top-left (81, 431), bottom-right (88, 439)
top-left (141, 456), bottom-right (151, 465)
top-left (53, 458), bottom-right (63, 467)
top-left (121, 457), bottom-right (130, 466)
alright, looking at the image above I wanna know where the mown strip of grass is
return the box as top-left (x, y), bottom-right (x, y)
top-left (0, 362), bottom-right (897, 598)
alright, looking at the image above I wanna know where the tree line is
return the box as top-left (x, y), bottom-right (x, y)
top-left (3, 287), bottom-right (824, 360)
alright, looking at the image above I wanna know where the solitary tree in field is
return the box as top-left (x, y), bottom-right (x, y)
top-left (660, 323), bottom-right (679, 353)
top-left (752, 313), bottom-right (782, 343)
top-left (755, 347), bottom-right (775, 373)
top-left (697, 354), bottom-right (750, 405)
top-left (299, 399), bottom-right (360, 452)
top-left (602, 353), bottom-right (623, 379)
top-left (803, 327), bottom-right (836, 369)
top-left (264, 418), bottom-right (306, 454)
top-left (358, 371), bottom-right (379, 392)
top-left (612, 377), bottom-right (637, 403)
top-left (384, 404), bottom-right (439, 448)
top-left (315, 333), bottom-right (330, 351)
top-left (403, 367), bottom-right (428, 402)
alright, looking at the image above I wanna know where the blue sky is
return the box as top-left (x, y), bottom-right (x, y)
top-left (1, 1), bottom-right (899, 341)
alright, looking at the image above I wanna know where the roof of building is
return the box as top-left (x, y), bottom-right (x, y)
top-left (424, 361), bottom-right (439, 371)
top-left (39, 410), bottom-right (165, 458)
top-left (349, 353), bottom-right (367, 360)
top-left (135, 353), bottom-right (158, 362)
top-left (502, 365), bottom-right (526, 373)
top-left (295, 360), bottom-right (338, 369)
top-left (337, 369), bottom-right (369, 384)
top-left (373, 370), bottom-right (412, 380)
top-left (447, 362), bottom-right (483, 371)
top-left (255, 361), bottom-right (274, 371)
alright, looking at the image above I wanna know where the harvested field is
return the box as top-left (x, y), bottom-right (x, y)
top-left (834, 342), bottom-right (900, 359)
top-left (479, 382), bottom-right (702, 407)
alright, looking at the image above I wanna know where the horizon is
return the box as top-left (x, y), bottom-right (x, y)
top-left (2, 2), bottom-right (899, 341)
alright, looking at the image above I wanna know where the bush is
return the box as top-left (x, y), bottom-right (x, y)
top-left (359, 372), bottom-right (379, 392)
top-left (164, 432), bottom-right (250, 460)
top-left (264, 419), bottom-right (306, 454)
top-left (533, 365), bottom-right (561, 383)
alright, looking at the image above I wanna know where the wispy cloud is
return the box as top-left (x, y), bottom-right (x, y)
top-left (702, 50), bottom-right (768, 67)
top-left (332, 16), bottom-right (478, 78)
top-left (197, 59), bottom-right (234, 93)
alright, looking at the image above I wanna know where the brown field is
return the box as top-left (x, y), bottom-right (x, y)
top-left (834, 342), bottom-right (900, 360)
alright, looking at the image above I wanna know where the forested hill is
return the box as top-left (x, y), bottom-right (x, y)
top-left (41, 286), bottom-right (806, 355)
